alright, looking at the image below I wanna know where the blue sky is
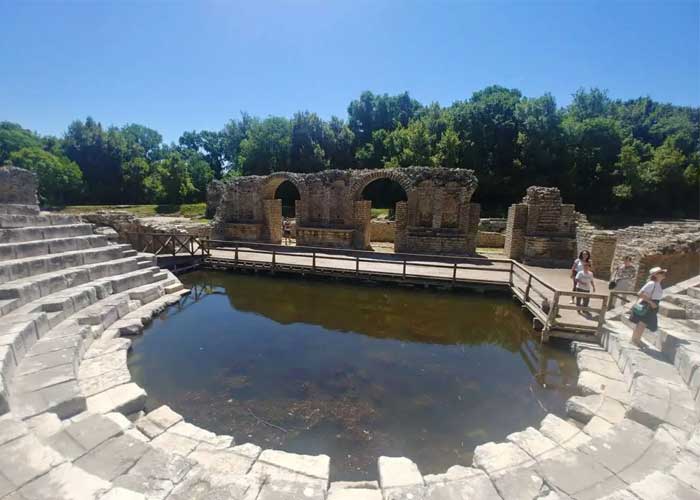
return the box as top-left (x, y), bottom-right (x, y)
top-left (1, 0), bottom-right (698, 143)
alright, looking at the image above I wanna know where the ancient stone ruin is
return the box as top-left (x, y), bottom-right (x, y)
top-left (504, 186), bottom-right (577, 266)
top-left (579, 218), bottom-right (700, 288)
top-left (211, 167), bottom-right (480, 254)
top-left (0, 165), bottom-right (39, 211)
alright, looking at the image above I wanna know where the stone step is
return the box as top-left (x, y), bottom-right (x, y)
top-left (0, 256), bottom-right (142, 306)
top-left (0, 204), bottom-right (40, 215)
top-left (0, 234), bottom-right (110, 262)
top-left (686, 285), bottom-right (700, 299)
top-left (2, 268), bottom-right (174, 417)
top-left (0, 212), bottom-right (81, 229)
top-left (0, 244), bottom-right (130, 285)
top-left (666, 294), bottom-right (700, 319)
top-left (0, 223), bottom-right (94, 244)
top-left (659, 301), bottom-right (687, 319)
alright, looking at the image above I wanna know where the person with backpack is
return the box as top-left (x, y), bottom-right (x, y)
top-left (629, 267), bottom-right (667, 347)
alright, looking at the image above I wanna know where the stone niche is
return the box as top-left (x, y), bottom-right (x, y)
top-left (504, 186), bottom-right (577, 267)
top-left (211, 167), bottom-right (479, 254)
top-left (0, 165), bottom-right (39, 213)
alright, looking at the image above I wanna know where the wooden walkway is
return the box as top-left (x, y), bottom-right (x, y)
top-left (123, 233), bottom-right (620, 341)
top-left (198, 240), bottom-right (611, 341)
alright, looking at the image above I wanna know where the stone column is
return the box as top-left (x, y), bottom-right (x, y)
top-left (353, 200), bottom-right (372, 249)
top-left (394, 201), bottom-right (408, 252)
top-left (263, 199), bottom-right (282, 244)
top-left (504, 203), bottom-right (528, 260)
top-left (465, 203), bottom-right (480, 254)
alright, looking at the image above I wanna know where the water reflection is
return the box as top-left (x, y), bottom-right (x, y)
top-left (128, 271), bottom-right (578, 480)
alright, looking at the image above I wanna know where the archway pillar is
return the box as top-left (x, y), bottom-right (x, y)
top-left (353, 200), bottom-right (372, 250)
top-left (394, 201), bottom-right (408, 252)
top-left (263, 199), bottom-right (282, 244)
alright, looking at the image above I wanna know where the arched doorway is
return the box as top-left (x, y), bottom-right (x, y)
top-left (361, 177), bottom-right (408, 250)
top-left (274, 180), bottom-right (301, 218)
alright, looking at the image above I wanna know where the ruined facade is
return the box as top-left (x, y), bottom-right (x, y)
top-left (0, 165), bottom-right (39, 211)
top-left (504, 186), bottom-right (577, 266)
top-left (211, 167), bottom-right (479, 254)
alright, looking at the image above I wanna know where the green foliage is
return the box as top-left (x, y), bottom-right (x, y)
top-left (9, 147), bottom-right (83, 205)
top-left (0, 122), bottom-right (42, 163)
top-left (238, 117), bottom-right (292, 175)
top-left (3, 86), bottom-right (698, 217)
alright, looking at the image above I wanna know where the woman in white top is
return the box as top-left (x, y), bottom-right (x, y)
top-left (575, 261), bottom-right (596, 312)
top-left (570, 250), bottom-right (592, 303)
top-left (629, 267), bottom-right (667, 347)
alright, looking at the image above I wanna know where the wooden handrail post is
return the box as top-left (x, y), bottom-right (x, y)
top-left (403, 259), bottom-right (407, 279)
top-left (525, 274), bottom-right (533, 302)
top-left (234, 245), bottom-right (239, 265)
top-left (547, 291), bottom-right (560, 330)
top-left (272, 248), bottom-right (276, 272)
top-left (597, 296), bottom-right (608, 332)
top-left (356, 256), bottom-right (359, 275)
top-left (509, 260), bottom-right (514, 286)
top-left (452, 262), bottom-right (457, 284)
top-left (312, 251), bottom-right (316, 271)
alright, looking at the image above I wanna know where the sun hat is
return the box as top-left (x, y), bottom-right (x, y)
top-left (648, 266), bottom-right (668, 276)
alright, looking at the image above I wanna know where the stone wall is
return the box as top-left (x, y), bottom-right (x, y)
top-left (477, 231), bottom-right (506, 248)
top-left (610, 220), bottom-right (700, 289)
top-left (370, 219), bottom-right (395, 242)
top-left (503, 187), bottom-right (577, 266)
top-left (576, 214), bottom-right (617, 280)
top-left (0, 166), bottom-right (39, 211)
top-left (212, 167), bottom-right (479, 254)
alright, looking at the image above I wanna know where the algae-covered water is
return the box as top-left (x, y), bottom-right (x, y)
top-left (128, 270), bottom-right (577, 480)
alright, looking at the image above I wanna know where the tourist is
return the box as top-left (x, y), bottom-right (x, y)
top-left (611, 256), bottom-right (636, 292)
top-left (283, 219), bottom-right (291, 245)
top-left (575, 261), bottom-right (596, 312)
top-left (629, 267), bottom-right (667, 347)
top-left (570, 250), bottom-right (592, 303)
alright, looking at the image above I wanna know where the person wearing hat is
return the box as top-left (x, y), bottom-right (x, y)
top-left (629, 266), bottom-right (667, 347)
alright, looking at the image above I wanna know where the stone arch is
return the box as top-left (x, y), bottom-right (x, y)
top-left (261, 173), bottom-right (306, 201)
top-left (348, 169), bottom-right (414, 202)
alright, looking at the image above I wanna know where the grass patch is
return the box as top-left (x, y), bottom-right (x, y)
top-left (54, 203), bottom-right (209, 219)
top-left (371, 208), bottom-right (391, 219)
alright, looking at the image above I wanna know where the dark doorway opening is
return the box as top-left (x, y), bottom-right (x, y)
top-left (274, 181), bottom-right (301, 218)
top-left (361, 178), bottom-right (408, 220)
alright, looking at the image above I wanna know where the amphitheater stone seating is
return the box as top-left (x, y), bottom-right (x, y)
top-left (0, 169), bottom-right (698, 499)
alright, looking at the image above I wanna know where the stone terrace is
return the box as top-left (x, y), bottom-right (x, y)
top-left (0, 169), bottom-right (699, 498)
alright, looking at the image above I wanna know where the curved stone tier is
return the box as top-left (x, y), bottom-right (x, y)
top-left (0, 209), bottom-right (698, 499)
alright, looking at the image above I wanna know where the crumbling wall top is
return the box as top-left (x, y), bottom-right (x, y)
top-left (0, 165), bottom-right (39, 206)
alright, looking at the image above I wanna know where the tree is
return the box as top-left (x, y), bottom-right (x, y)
top-left (151, 152), bottom-right (197, 204)
top-left (122, 157), bottom-right (155, 204)
top-left (324, 116), bottom-right (355, 169)
top-left (9, 147), bottom-right (83, 205)
top-left (121, 124), bottom-right (163, 161)
top-left (0, 122), bottom-right (42, 163)
top-left (289, 112), bottom-right (329, 173)
top-left (238, 117), bottom-right (291, 175)
top-left (62, 117), bottom-right (130, 203)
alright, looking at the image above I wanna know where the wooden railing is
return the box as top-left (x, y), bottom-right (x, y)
top-left (125, 234), bottom-right (618, 337)
top-left (124, 232), bottom-right (210, 257)
top-left (203, 238), bottom-right (512, 286)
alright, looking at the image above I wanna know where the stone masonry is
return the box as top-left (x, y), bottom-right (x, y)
top-left (0, 165), bottom-right (39, 211)
top-left (504, 186), bottom-right (577, 266)
top-left (0, 167), bottom-right (699, 499)
top-left (211, 167), bottom-right (480, 254)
